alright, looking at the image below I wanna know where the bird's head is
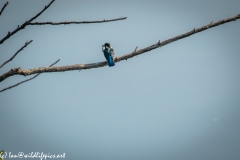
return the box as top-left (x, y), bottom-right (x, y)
top-left (104, 43), bottom-right (111, 48)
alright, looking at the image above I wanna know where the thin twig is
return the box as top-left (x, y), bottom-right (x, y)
top-left (134, 46), bottom-right (138, 52)
top-left (0, 59), bottom-right (60, 92)
top-left (0, 14), bottom-right (239, 83)
top-left (0, 40), bottom-right (33, 68)
top-left (0, 1), bottom-right (9, 16)
top-left (28, 17), bottom-right (127, 25)
top-left (0, 0), bottom-right (55, 44)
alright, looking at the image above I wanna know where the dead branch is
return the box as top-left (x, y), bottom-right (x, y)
top-left (28, 17), bottom-right (127, 25)
top-left (0, 14), bottom-right (239, 83)
top-left (0, 0), bottom-right (55, 44)
top-left (0, 40), bottom-right (33, 68)
top-left (0, 0), bottom-right (127, 45)
top-left (0, 1), bottom-right (8, 16)
top-left (0, 59), bottom-right (60, 92)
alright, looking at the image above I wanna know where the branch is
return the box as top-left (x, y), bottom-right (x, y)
top-left (0, 59), bottom-right (60, 93)
top-left (28, 17), bottom-right (127, 25)
top-left (0, 0), bottom-right (127, 44)
top-left (0, 14), bottom-right (239, 83)
top-left (0, 1), bottom-right (8, 16)
top-left (0, 40), bottom-right (33, 68)
top-left (0, 0), bottom-right (55, 44)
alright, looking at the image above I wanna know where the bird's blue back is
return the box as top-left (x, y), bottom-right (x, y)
top-left (103, 48), bottom-right (115, 67)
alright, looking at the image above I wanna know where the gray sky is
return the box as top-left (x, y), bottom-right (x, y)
top-left (0, 0), bottom-right (240, 160)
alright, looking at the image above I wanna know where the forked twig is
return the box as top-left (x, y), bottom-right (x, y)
top-left (0, 0), bottom-right (55, 44)
top-left (0, 59), bottom-right (60, 92)
top-left (0, 0), bottom-right (127, 45)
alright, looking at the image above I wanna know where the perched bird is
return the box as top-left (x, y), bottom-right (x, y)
top-left (102, 43), bottom-right (115, 67)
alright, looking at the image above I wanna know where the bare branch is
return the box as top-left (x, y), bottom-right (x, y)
top-left (0, 0), bottom-right (126, 45)
top-left (0, 1), bottom-right (9, 16)
top-left (0, 59), bottom-right (60, 93)
top-left (28, 17), bottom-right (127, 25)
top-left (0, 40), bottom-right (33, 68)
top-left (0, 14), bottom-right (239, 83)
top-left (0, 0), bottom-right (55, 44)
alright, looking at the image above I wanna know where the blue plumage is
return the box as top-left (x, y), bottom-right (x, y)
top-left (102, 43), bottom-right (115, 67)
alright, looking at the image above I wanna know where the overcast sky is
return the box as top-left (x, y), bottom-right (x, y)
top-left (0, 0), bottom-right (240, 160)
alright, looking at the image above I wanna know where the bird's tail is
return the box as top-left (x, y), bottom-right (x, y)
top-left (108, 56), bottom-right (115, 67)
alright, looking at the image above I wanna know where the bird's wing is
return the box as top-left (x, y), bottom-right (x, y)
top-left (102, 45), bottom-right (105, 52)
top-left (110, 47), bottom-right (115, 58)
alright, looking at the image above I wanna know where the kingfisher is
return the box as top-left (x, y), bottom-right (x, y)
top-left (102, 43), bottom-right (115, 67)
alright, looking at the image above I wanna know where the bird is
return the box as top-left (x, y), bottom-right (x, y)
top-left (102, 43), bottom-right (115, 67)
